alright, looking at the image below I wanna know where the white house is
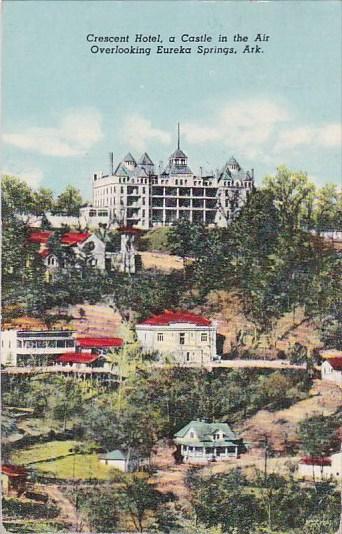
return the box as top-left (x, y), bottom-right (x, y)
top-left (321, 356), bottom-right (342, 384)
top-left (135, 311), bottom-right (217, 365)
top-left (298, 452), bottom-right (342, 480)
top-left (1, 330), bottom-right (75, 367)
top-left (27, 230), bottom-right (107, 272)
top-left (99, 450), bottom-right (142, 472)
top-left (174, 420), bottom-right (243, 464)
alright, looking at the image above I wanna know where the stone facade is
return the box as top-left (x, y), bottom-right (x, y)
top-left (92, 134), bottom-right (254, 229)
top-left (135, 311), bottom-right (217, 365)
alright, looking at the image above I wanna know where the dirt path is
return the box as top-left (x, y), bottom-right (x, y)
top-left (40, 484), bottom-right (89, 533)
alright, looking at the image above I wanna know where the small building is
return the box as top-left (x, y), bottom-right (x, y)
top-left (76, 336), bottom-right (124, 354)
top-left (321, 356), bottom-right (342, 384)
top-left (1, 329), bottom-right (75, 367)
top-left (136, 311), bottom-right (217, 365)
top-left (1, 465), bottom-right (28, 497)
top-left (99, 450), bottom-right (142, 472)
top-left (174, 420), bottom-right (243, 464)
top-left (107, 226), bottom-right (141, 274)
top-left (298, 452), bottom-right (342, 480)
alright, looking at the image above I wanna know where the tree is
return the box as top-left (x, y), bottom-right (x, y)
top-left (167, 219), bottom-right (208, 262)
top-left (263, 166), bottom-right (316, 231)
top-left (54, 185), bottom-right (83, 216)
top-left (314, 184), bottom-right (342, 232)
top-left (1, 175), bottom-right (34, 217)
top-left (186, 468), bottom-right (262, 533)
top-left (52, 376), bottom-right (84, 432)
top-left (32, 187), bottom-right (54, 215)
top-left (299, 413), bottom-right (341, 458)
top-left (113, 473), bottom-right (168, 533)
top-left (75, 484), bottom-right (120, 532)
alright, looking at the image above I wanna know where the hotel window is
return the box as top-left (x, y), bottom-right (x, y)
top-left (179, 333), bottom-right (185, 345)
top-left (201, 333), bottom-right (208, 342)
top-left (189, 432), bottom-right (194, 439)
top-left (157, 333), bottom-right (164, 342)
top-left (186, 352), bottom-right (190, 362)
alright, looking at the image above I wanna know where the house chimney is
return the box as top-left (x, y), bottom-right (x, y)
top-left (109, 152), bottom-right (114, 175)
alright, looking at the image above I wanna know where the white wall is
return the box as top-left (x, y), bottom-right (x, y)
top-left (321, 361), bottom-right (342, 384)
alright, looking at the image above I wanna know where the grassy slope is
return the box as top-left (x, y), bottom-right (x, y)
top-left (10, 440), bottom-right (115, 480)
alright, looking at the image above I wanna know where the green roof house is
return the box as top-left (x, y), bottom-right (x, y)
top-left (174, 420), bottom-right (243, 464)
top-left (99, 449), bottom-right (143, 472)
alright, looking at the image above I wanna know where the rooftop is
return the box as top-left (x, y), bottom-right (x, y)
top-left (1, 464), bottom-right (28, 477)
top-left (325, 357), bottom-right (342, 371)
top-left (100, 450), bottom-right (127, 461)
top-left (175, 420), bottom-right (238, 442)
top-left (55, 353), bottom-right (101, 364)
top-left (77, 337), bottom-right (124, 349)
top-left (300, 456), bottom-right (332, 466)
top-left (139, 311), bottom-right (212, 327)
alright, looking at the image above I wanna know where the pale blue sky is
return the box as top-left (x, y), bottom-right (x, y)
top-left (2, 0), bottom-right (341, 199)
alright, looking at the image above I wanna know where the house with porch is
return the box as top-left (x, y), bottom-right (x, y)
top-left (136, 311), bottom-right (217, 365)
top-left (174, 420), bottom-right (243, 464)
top-left (298, 452), bottom-right (342, 480)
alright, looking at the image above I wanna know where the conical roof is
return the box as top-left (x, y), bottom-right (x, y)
top-left (170, 148), bottom-right (187, 159)
top-left (227, 156), bottom-right (240, 167)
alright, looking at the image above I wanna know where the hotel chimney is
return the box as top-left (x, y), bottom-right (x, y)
top-left (109, 152), bottom-right (114, 175)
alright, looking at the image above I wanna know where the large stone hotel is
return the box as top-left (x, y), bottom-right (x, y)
top-left (92, 128), bottom-right (255, 229)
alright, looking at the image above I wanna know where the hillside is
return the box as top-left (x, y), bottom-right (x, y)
top-left (238, 379), bottom-right (342, 452)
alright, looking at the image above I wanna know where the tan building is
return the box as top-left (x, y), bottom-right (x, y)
top-left (136, 311), bottom-right (217, 365)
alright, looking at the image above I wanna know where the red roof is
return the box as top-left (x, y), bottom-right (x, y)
top-left (140, 311), bottom-right (212, 327)
top-left (326, 357), bottom-right (342, 371)
top-left (300, 456), bottom-right (332, 466)
top-left (39, 249), bottom-right (52, 258)
top-left (55, 353), bottom-right (101, 364)
top-left (60, 232), bottom-right (91, 246)
top-left (27, 231), bottom-right (53, 244)
top-left (1, 464), bottom-right (28, 477)
top-left (77, 337), bottom-right (124, 349)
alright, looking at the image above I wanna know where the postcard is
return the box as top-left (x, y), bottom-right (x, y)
top-left (1, 1), bottom-right (341, 533)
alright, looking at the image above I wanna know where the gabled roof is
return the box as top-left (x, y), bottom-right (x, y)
top-left (138, 152), bottom-right (154, 165)
top-left (123, 152), bottom-right (136, 163)
top-left (55, 353), bottom-right (101, 364)
top-left (139, 311), bottom-right (212, 327)
top-left (100, 450), bottom-right (126, 461)
top-left (60, 232), bottom-right (91, 246)
top-left (27, 231), bottom-right (53, 244)
top-left (175, 420), bottom-right (237, 441)
top-left (325, 357), bottom-right (342, 371)
top-left (77, 337), bottom-right (123, 349)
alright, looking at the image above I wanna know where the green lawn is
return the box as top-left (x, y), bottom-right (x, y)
top-left (11, 441), bottom-right (116, 480)
top-left (11, 440), bottom-right (77, 465)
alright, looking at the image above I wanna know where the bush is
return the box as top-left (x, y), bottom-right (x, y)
top-left (2, 498), bottom-right (59, 519)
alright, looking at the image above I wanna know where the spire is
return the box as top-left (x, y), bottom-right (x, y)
top-left (177, 122), bottom-right (180, 150)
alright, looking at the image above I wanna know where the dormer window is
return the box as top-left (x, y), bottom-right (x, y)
top-left (214, 432), bottom-right (221, 440)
